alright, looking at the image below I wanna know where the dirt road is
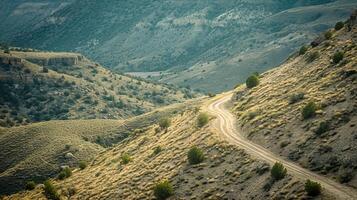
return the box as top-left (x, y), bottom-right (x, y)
top-left (207, 92), bottom-right (357, 199)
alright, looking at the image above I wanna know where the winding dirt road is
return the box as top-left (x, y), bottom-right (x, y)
top-left (207, 92), bottom-right (357, 200)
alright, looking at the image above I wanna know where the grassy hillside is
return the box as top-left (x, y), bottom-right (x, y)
top-left (0, 99), bottom-right (198, 195)
top-left (232, 19), bottom-right (357, 187)
top-left (0, 50), bottom-right (196, 127)
top-left (3, 104), bottom-right (335, 199)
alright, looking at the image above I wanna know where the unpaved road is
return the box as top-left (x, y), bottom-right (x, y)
top-left (207, 92), bottom-right (357, 200)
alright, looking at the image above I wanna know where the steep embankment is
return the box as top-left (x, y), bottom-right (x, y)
top-left (232, 17), bottom-right (357, 188)
top-left (0, 50), bottom-right (196, 127)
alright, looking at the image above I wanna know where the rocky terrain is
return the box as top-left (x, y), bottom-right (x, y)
top-left (1, 0), bottom-right (357, 91)
top-left (232, 18), bottom-right (357, 187)
top-left (0, 49), bottom-right (196, 127)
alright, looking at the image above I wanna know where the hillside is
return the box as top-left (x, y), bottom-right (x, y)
top-left (232, 16), bottom-right (357, 187)
top-left (0, 100), bottom-right (198, 195)
top-left (3, 105), bottom-right (336, 199)
top-left (1, 0), bottom-right (357, 91)
top-left (0, 50), bottom-right (196, 127)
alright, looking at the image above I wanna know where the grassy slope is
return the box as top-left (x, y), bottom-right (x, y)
top-left (232, 23), bottom-right (357, 186)
top-left (0, 50), bottom-right (196, 127)
top-left (0, 96), bottom-right (199, 195)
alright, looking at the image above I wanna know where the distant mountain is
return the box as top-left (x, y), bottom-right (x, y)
top-left (1, 0), bottom-right (356, 92)
top-left (0, 49), bottom-right (195, 127)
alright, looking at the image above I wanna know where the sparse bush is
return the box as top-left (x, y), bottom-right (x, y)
top-left (25, 181), bottom-right (36, 190)
top-left (246, 75), bottom-right (259, 88)
top-left (324, 31), bottom-right (333, 40)
top-left (79, 161), bottom-right (87, 170)
top-left (208, 93), bottom-right (216, 97)
top-left (187, 146), bottom-right (204, 165)
top-left (315, 121), bottom-right (329, 135)
top-left (44, 180), bottom-right (60, 200)
top-left (299, 46), bottom-right (308, 55)
top-left (121, 153), bottom-right (131, 164)
top-left (196, 112), bottom-right (209, 128)
top-left (271, 162), bottom-right (287, 180)
top-left (305, 179), bottom-right (321, 196)
top-left (58, 167), bottom-right (72, 180)
top-left (338, 169), bottom-right (353, 183)
top-left (332, 51), bottom-right (344, 64)
top-left (335, 21), bottom-right (344, 31)
top-left (152, 146), bottom-right (162, 156)
top-left (159, 117), bottom-right (171, 130)
top-left (306, 51), bottom-right (319, 62)
top-left (289, 93), bottom-right (304, 104)
top-left (153, 180), bottom-right (173, 200)
top-left (302, 102), bottom-right (317, 119)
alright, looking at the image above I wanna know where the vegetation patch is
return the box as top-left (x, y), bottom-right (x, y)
top-left (305, 179), bottom-right (322, 196)
top-left (334, 21), bottom-right (344, 31)
top-left (196, 112), bottom-right (209, 128)
top-left (302, 102), bottom-right (317, 119)
top-left (187, 146), bottom-right (204, 165)
top-left (58, 167), bottom-right (72, 180)
top-left (246, 75), bottom-right (259, 89)
top-left (25, 181), bottom-right (36, 190)
top-left (121, 153), bottom-right (132, 164)
top-left (271, 162), bottom-right (287, 181)
top-left (153, 180), bottom-right (174, 200)
top-left (332, 51), bottom-right (344, 64)
top-left (44, 180), bottom-right (60, 200)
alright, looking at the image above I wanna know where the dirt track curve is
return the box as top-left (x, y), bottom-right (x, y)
top-left (206, 92), bottom-right (357, 200)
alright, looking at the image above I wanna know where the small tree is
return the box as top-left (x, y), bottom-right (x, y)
top-left (196, 112), bottom-right (209, 128)
top-left (302, 102), bottom-right (317, 119)
top-left (58, 167), bottom-right (72, 180)
top-left (305, 179), bottom-right (322, 196)
top-left (79, 161), bottom-right (87, 170)
top-left (187, 146), bottom-right (204, 165)
top-left (44, 180), bottom-right (60, 200)
top-left (246, 75), bottom-right (259, 88)
top-left (299, 46), bottom-right (308, 55)
top-left (121, 153), bottom-right (131, 164)
top-left (334, 21), bottom-right (344, 31)
top-left (25, 181), bottom-right (36, 190)
top-left (159, 117), bottom-right (171, 130)
top-left (324, 31), bottom-right (332, 40)
top-left (332, 51), bottom-right (344, 64)
top-left (271, 162), bottom-right (287, 180)
top-left (153, 180), bottom-right (173, 200)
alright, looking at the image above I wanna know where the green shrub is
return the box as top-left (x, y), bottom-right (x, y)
top-left (246, 75), bottom-right (259, 88)
top-left (306, 51), bottom-right (319, 63)
top-left (42, 67), bottom-right (49, 73)
top-left (121, 153), bottom-right (131, 164)
top-left (58, 167), bottom-right (72, 180)
top-left (289, 93), bottom-right (304, 104)
top-left (196, 112), bottom-right (209, 128)
top-left (299, 46), bottom-right (308, 55)
top-left (25, 181), bottom-right (36, 190)
top-left (335, 21), bottom-right (344, 31)
top-left (324, 31), bottom-right (333, 40)
top-left (271, 162), bottom-right (287, 180)
top-left (187, 146), bottom-right (204, 165)
top-left (332, 51), bottom-right (344, 64)
top-left (302, 102), bottom-right (317, 119)
top-left (153, 146), bottom-right (162, 155)
top-left (159, 117), bottom-right (171, 129)
top-left (315, 121), bottom-right (329, 135)
top-left (44, 180), bottom-right (60, 200)
top-left (79, 161), bottom-right (87, 170)
top-left (305, 179), bottom-right (321, 196)
top-left (153, 180), bottom-right (173, 200)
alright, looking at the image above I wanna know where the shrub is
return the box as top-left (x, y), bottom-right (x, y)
top-left (315, 121), bottom-right (329, 135)
top-left (42, 67), bottom-right (49, 73)
top-left (121, 153), bottom-right (131, 164)
top-left (335, 21), bottom-right (344, 30)
top-left (305, 179), bottom-right (322, 196)
top-left (299, 46), bottom-right (308, 55)
top-left (246, 75), bottom-right (259, 88)
top-left (187, 146), bottom-right (204, 165)
top-left (324, 31), bottom-right (333, 40)
top-left (289, 93), bottom-right (304, 104)
top-left (271, 162), bottom-right (287, 180)
top-left (332, 51), bottom-right (344, 64)
top-left (25, 181), bottom-right (36, 190)
top-left (79, 161), bottom-right (87, 170)
top-left (159, 117), bottom-right (171, 130)
top-left (153, 180), bottom-right (173, 200)
top-left (58, 167), bottom-right (72, 180)
top-left (306, 51), bottom-right (319, 63)
top-left (44, 180), bottom-right (60, 200)
top-left (152, 146), bottom-right (162, 155)
top-left (302, 102), bottom-right (317, 119)
top-left (196, 112), bottom-right (209, 128)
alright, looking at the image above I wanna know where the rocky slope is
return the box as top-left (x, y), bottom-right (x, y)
top-left (1, 0), bottom-right (357, 92)
top-left (0, 49), bottom-right (196, 127)
top-left (232, 17), bottom-right (357, 187)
